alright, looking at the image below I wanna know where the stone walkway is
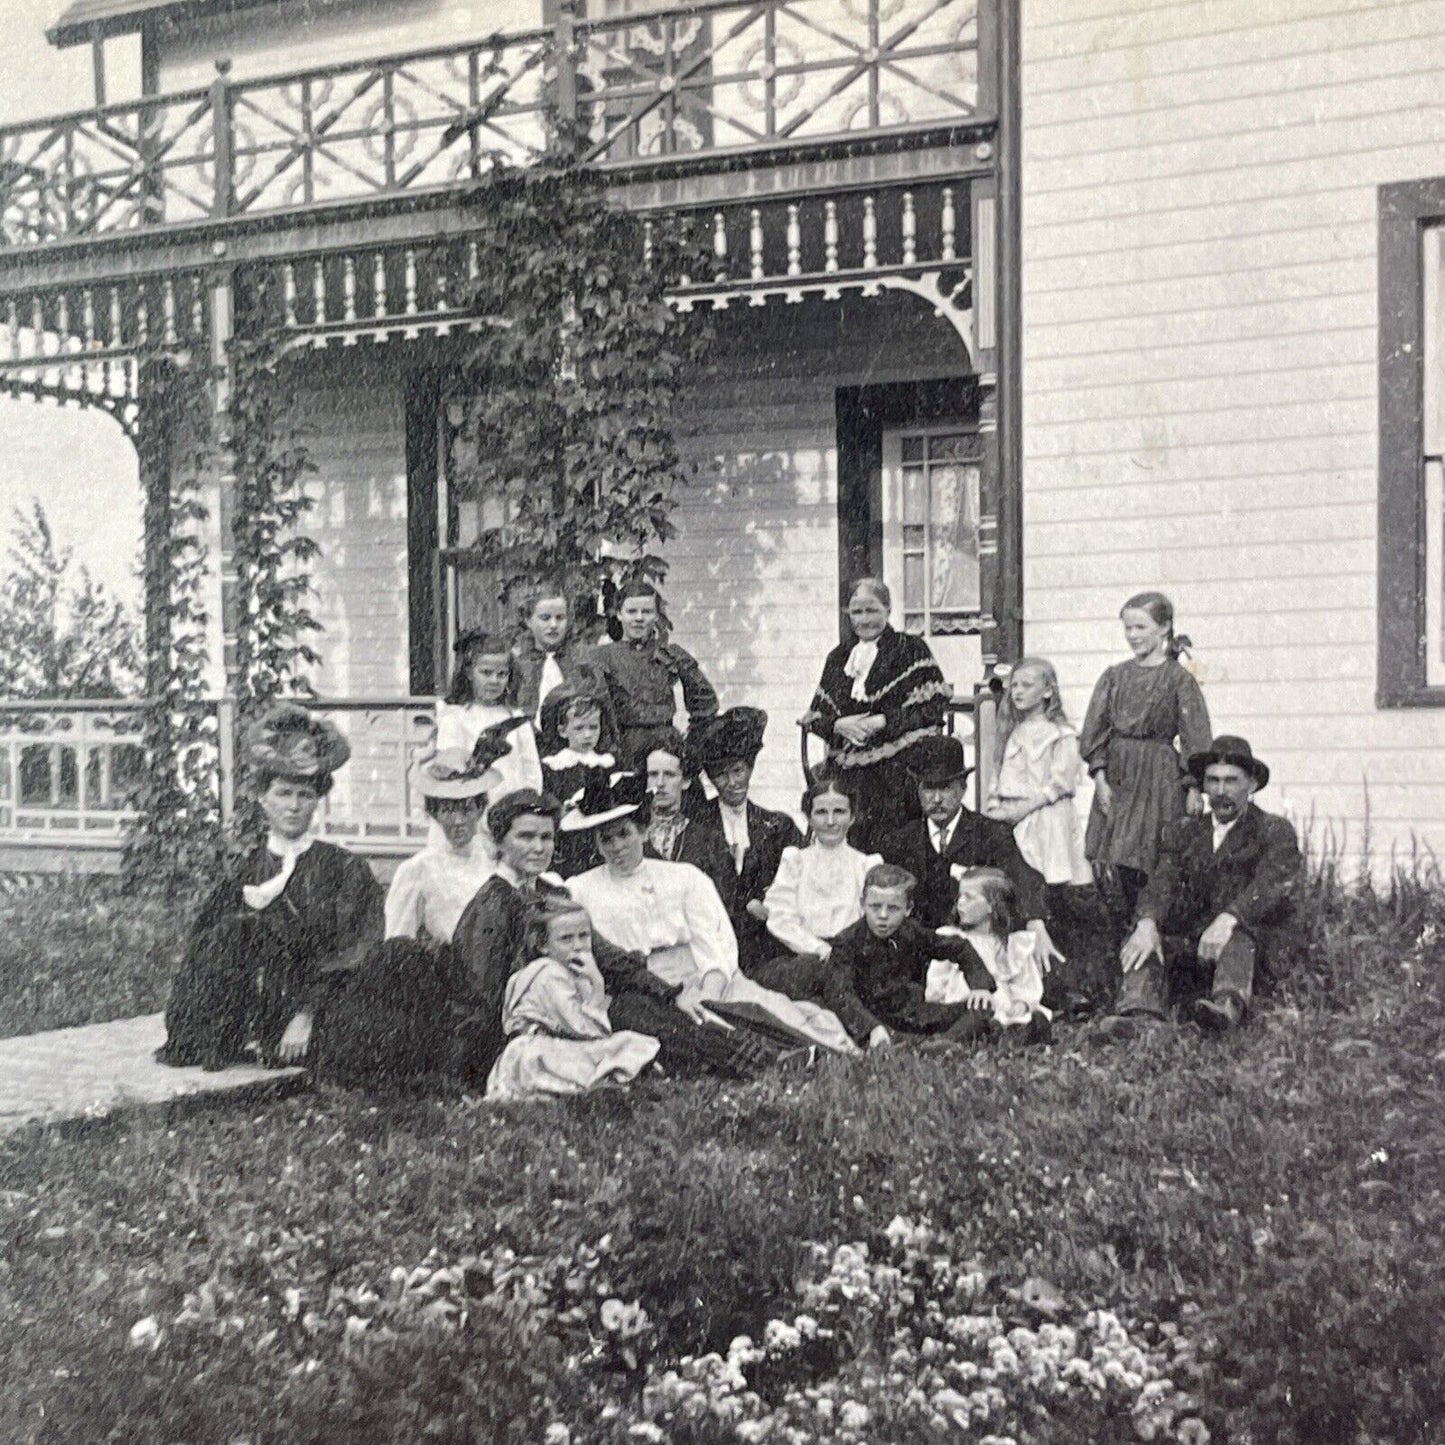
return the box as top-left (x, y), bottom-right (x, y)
top-left (0, 1013), bottom-right (307, 1135)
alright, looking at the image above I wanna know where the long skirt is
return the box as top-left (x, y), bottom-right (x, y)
top-left (158, 911), bottom-right (314, 1071)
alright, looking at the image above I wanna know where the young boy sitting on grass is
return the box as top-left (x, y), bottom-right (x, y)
top-left (822, 863), bottom-right (999, 1051)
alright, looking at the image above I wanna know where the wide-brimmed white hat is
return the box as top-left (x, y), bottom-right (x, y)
top-left (412, 748), bottom-right (502, 801)
top-left (557, 770), bottom-right (650, 832)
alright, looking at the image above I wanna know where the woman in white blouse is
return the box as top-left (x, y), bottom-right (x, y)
top-left (385, 746), bottom-right (504, 946)
top-left (565, 775), bottom-right (859, 1055)
top-left (749, 776), bottom-right (880, 1000)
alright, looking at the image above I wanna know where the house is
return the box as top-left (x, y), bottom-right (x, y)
top-left (0, 0), bottom-right (1439, 879)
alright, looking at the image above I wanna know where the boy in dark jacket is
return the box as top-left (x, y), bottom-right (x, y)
top-left (823, 863), bottom-right (998, 1050)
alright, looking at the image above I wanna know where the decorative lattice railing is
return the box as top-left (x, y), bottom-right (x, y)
top-left (0, 0), bottom-right (987, 249)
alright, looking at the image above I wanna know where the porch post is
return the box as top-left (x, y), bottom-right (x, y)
top-left (209, 269), bottom-right (239, 826)
top-left (972, 176), bottom-right (1003, 673)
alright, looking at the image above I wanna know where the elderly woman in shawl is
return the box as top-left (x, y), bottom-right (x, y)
top-left (157, 704), bottom-right (383, 1072)
top-left (803, 577), bottom-right (951, 851)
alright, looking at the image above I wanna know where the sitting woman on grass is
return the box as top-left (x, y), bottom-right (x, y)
top-left (486, 899), bottom-right (660, 1102)
top-left (748, 775), bottom-right (881, 1000)
top-left (450, 785), bottom-right (782, 1086)
top-left (566, 773), bottom-right (859, 1055)
top-left (313, 725), bottom-right (521, 1089)
top-left (157, 704), bottom-right (383, 1073)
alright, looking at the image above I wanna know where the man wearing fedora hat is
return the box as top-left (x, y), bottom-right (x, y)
top-left (879, 735), bottom-right (1061, 966)
top-left (682, 707), bottom-right (804, 971)
top-left (1104, 735), bottom-right (1301, 1034)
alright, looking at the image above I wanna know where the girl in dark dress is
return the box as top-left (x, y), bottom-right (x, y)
top-left (1080, 591), bottom-right (1213, 933)
top-left (538, 682), bottom-right (617, 879)
top-left (157, 704), bottom-right (383, 1072)
top-left (804, 577), bottom-right (951, 852)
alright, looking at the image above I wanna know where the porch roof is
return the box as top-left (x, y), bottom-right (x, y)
top-left (48, 0), bottom-right (286, 48)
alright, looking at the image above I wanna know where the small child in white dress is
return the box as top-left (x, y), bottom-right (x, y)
top-left (927, 866), bottom-right (1050, 1031)
top-left (486, 900), bottom-right (659, 1102)
top-left (984, 657), bottom-right (1091, 887)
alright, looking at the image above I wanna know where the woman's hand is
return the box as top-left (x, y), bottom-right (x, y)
top-left (833, 716), bottom-right (875, 748)
top-left (867, 1024), bottom-right (892, 1050)
top-left (1092, 774), bottom-right (1113, 816)
top-left (1184, 786), bottom-right (1205, 818)
top-left (745, 899), bottom-right (769, 922)
top-left (673, 985), bottom-right (711, 1025)
top-left (277, 1010), bottom-right (313, 1065)
top-left (962, 989), bottom-right (996, 1012)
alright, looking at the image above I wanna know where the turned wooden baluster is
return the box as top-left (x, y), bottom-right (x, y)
top-left (824, 201), bottom-right (839, 273)
top-left (941, 187), bottom-right (956, 262)
top-left (191, 276), bottom-right (205, 340)
top-left (373, 252), bottom-right (388, 319)
top-left (786, 204), bottom-right (801, 277)
top-left (283, 263), bottom-right (299, 328)
top-left (162, 278), bottom-right (178, 346)
top-left (863, 196), bottom-right (878, 269)
top-left (82, 289), bottom-right (96, 351)
top-left (713, 211), bottom-right (728, 282)
top-left (342, 255), bottom-right (358, 345)
top-left (313, 259), bottom-right (327, 328)
top-left (749, 209), bottom-right (764, 281)
top-left (109, 288), bottom-right (123, 351)
top-left (902, 191), bottom-right (916, 266)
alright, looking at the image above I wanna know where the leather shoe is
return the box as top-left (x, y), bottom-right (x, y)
top-left (1191, 991), bottom-right (1246, 1033)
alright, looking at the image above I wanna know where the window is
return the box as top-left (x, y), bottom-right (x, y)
top-left (881, 424), bottom-right (988, 685)
top-left (1379, 177), bottom-right (1445, 705)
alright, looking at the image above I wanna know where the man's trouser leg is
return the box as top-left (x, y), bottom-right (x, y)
top-left (1208, 931), bottom-right (1257, 1010)
top-left (1114, 948), bottom-right (1168, 1018)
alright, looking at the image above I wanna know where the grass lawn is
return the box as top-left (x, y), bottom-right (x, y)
top-left (0, 868), bottom-right (1442, 1443)
top-left (0, 877), bottom-right (190, 1039)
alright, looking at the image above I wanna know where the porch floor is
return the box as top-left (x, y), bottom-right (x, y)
top-left (0, 1013), bottom-right (306, 1136)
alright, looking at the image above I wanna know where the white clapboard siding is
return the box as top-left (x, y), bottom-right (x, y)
top-left (1021, 0), bottom-right (1445, 876)
top-left (662, 294), bottom-right (973, 818)
top-left (155, 0), bottom-right (541, 90)
top-left (290, 354), bottom-right (410, 701)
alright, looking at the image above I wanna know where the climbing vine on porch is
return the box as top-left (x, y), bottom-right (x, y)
top-left (446, 166), bottom-right (714, 617)
top-left (124, 306), bottom-right (323, 883)
top-left (123, 359), bottom-right (224, 888)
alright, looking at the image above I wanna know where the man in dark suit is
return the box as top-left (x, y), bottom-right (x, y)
top-left (1103, 736), bottom-right (1301, 1035)
top-left (683, 707), bottom-right (804, 971)
top-left (878, 735), bottom-right (1062, 968)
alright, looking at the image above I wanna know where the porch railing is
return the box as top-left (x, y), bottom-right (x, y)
top-left (0, 696), bottom-right (440, 859)
top-left (0, 690), bottom-right (999, 862)
top-left (0, 0), bottom-right (987, 248)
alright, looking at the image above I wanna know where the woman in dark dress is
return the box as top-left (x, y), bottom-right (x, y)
top-left (803, 577), bottom-right (951, 852)
top-left (1080, 591), bottom-right (1213, 933)
top-left (157, 704), bottom-right (383, 1072)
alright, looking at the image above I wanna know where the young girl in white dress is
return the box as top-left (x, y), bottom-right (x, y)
top-left (486, 899), bottom-right (660, 1102)
top-left (749, 776), bottom-right (881, 999)
top-left (984, 657), bottom-right (1091, 887)
top-left (435, 630), bottom-right (544, 804)
top-left (927, 866), bottom-right (1050, 1034)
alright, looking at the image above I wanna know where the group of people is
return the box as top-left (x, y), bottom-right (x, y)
top-left (156, 575), bottom-right (1303, 1101)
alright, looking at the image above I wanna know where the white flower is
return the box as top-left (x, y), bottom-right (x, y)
top-left (627, 1426), bottom-right (666, 1443)
top-left (763, 1319), bottom-right (802, 1352)
top-left (127, 1316), bottom-right (162, 1352)
top-left (543, 1424), bottom-right (571, 1445)
top-left (839, 1401), bottom-right (871, 1430)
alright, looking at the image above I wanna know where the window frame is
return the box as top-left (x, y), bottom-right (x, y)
top-left (1378, 175), bottom-right (1445, 706)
